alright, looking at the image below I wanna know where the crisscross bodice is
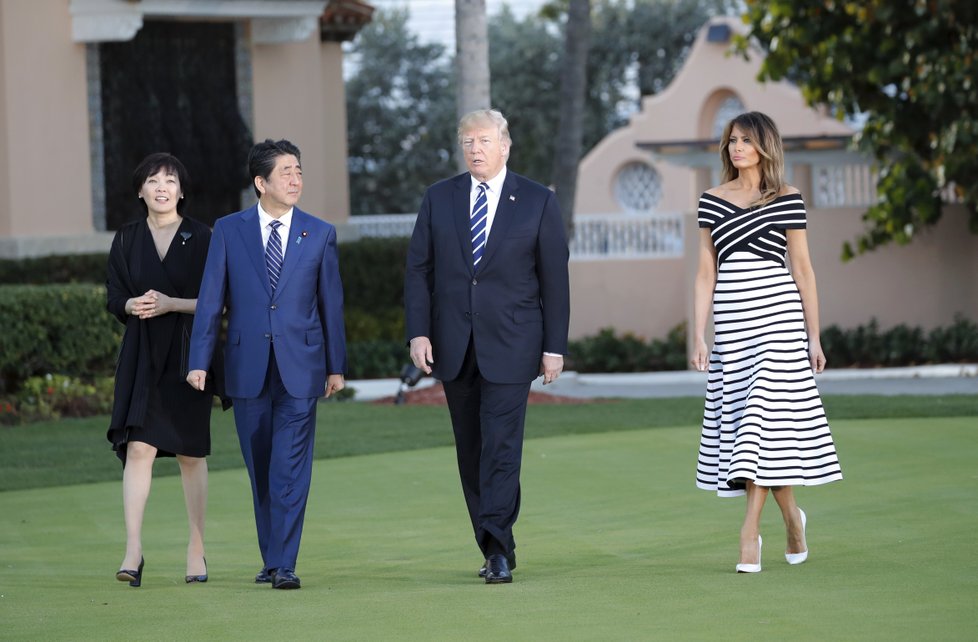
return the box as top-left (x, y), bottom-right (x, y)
top-left (697, 193), bottom-right (807, 267)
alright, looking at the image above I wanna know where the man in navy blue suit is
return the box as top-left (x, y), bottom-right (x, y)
top-left (405, 109), bottom-right (570, 584)
top-left (187, 139), bottom-right (346, 590)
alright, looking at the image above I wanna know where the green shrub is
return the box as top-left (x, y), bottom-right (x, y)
top-left (12, 374), bottom-right (114, 424)
top-left (346, 340), bottom-right (407, 380)
top-left (0, 253), bottom-right (108, 285)
top-left (345, 306), bottom-right (405, 342)
top-left (567, 324), bottom-right (688, 373)
top-left (0, 284), bottom-right (121, 394)
top-left (822, 315), bottom-right (978, 367)
top-left (338, 237), bottom-right (409, 311)
top-left (925, 315), bottom-right (978, 363)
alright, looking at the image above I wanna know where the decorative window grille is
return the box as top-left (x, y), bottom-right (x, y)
top-left (613, 162), bottom-right (663, 213)
top-left (711, 96), bottom-right (745, 138)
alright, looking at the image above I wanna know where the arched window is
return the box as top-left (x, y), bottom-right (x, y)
top-left (711, 95), bottom-right (746, 138)
top-left (613, 161), bottom-right (662, 213)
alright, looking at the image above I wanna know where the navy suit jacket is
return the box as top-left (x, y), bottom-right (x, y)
top-left (189, 205), bottom-right (346, 399)
top-left (405, 170), bottom-right (570, 384)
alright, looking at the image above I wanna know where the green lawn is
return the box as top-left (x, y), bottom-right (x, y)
top-left (1, 415), bottom-right (976, 640)
top-left (1, 394), bottom-right (975, 491)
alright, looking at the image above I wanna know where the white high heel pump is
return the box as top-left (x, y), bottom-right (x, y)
top-left (785, 508), bottom-right (808, 565)
top-left (736, 535), bottom-right (762, 573)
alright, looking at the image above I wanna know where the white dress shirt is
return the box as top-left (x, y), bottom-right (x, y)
top-left (258, 203), bottom-right (294, 259)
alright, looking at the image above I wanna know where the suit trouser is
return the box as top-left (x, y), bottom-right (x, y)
top-left (442, 339), bottom-right (531, 558)
top-left (232, 346), bottom-right (317, 572)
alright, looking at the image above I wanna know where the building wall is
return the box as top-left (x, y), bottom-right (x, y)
top-left (251, 34), bottom-right (350, 224)
top-left (0, 2), bottom-right (352, 257)
top-left (0, 0), bottom-right (92, 239)
top-left (569, 257), bottom-right (686, 340)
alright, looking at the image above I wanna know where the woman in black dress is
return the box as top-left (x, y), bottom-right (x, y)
top-left (106, 153), bottom-right (223, 587)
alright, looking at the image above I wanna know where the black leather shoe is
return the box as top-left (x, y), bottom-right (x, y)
top-left (272, 569), bottom-right (301, 590)
top-left (185, 557), bottom-right (208, 583)
top-left (116, 557), bottom-right (144, 588)
top-left (255, 568), bottom-right (273, 584)
top-left (478, 553), bottom-right (516, 578)
top-left (484, 554), bottom-right (513, 584)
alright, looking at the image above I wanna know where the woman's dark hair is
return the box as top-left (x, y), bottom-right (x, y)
top-left (248, 139), bottom-right (302, 198)
top-left (132, 152), bottom-right (191, 213)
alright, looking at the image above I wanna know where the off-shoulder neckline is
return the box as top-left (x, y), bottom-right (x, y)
top-left (700, 192), bottom-right (802, 212)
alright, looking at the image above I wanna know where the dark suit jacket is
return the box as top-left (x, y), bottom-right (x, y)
top-left (189, 205), bottom-right (347, 399)
top-left (405, 170), bottom-right (570, 384)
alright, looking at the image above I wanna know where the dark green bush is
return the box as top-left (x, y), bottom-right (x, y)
top-left (338, 237), bottom-right (409, 310)
top-left (0, 284), bottom-right (121, 394)
top-left (567, 324), bottom-right (688, 373)
top-left (346, 339), bottom-right (407, 380)
top-left (925, 316), bottom-right (978, 363)
top-left (345, 306), bottom-right (404, 342)
top-left (0, 253), bottom-right (109, 285)
top-left (822, 315), bottom-right (978, 367)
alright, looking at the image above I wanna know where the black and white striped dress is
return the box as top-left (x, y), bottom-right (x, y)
top-left (695, 192), bottom-right (842, 497)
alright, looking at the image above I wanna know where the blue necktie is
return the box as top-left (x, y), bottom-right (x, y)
top-left (471, 182), bottom-right (488, 268)
top-left (266, 220), bottom-right (283, 290)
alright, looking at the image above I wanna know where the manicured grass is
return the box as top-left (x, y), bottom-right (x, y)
top-left (1, 395), bottom-right (975, 491)
top-left (1, 417), bottom-right (975, 640)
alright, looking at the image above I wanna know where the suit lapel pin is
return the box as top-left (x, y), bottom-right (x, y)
top-left (179, 231), bottom-right (192, 245)
top-left (296, 230), bottom-right (308, 245)
top-left (509, 195), bottom-right (516, 201)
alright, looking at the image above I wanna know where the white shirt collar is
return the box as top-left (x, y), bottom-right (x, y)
top-left (471, 165), bottom-right (507, 193)
top-left (257, 202), bottom-right (294, 229)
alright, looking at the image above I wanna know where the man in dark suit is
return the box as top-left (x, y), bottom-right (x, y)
top-left (405, 109), bottom-right (570, 584)
top-left (187, 139), bottom-right (346, 590)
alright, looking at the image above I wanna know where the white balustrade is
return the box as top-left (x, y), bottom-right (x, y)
top-left (348, 211), bottom-right (685, 260)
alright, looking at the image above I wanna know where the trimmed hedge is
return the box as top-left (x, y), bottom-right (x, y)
top-left (0, 284), bottom-right (121, 394)
top-left (0, 254), bottom-right (108, 285)
top-left (0, 235), bottom-right (412, 311)
top-left (822, 316), bottom-right (978, 367)
top-left (567, 324), bottom-right (688, 373)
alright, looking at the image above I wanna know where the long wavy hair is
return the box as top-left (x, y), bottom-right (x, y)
top-left (719, 111), bottom-right (786, 207)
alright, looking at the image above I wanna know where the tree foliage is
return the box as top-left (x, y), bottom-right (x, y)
top-left (345, 9), bottom-right (456, 215)
top-left (346, 1), bottom-right (733, 213)
top-left (739, 0), bottom-right (978, 259)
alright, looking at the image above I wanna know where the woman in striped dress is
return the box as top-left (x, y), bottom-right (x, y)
top-left (691, 112), bottom-right (842, 573)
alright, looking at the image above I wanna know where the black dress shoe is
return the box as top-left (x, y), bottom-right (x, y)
top-left (116, 557), bottom-right (144, 588)
top-left (478, 553), bottom-right (516, 578)
top-left (185, 557), bottom-right (208, 583)
top-left (272, 569), bottom-right (301, 590)
top-left (255, 568), bottom-right (273, 584)
top-left (484, 554), bottom-right (513, 584)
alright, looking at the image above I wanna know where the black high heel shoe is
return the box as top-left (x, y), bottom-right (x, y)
top-left (116, 557), bottom-right (144, 587)
top-left (185, 557), bottom-right (208, 583)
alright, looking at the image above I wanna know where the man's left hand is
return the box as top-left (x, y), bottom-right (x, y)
top-left (539, 354), bottom-right (563, 385)
top-left (325, 374), bottom-right (345, 398)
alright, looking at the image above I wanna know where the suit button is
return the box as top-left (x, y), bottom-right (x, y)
top-left (472, 278), bottom-right (478, 285)
top-left (270, 305), bottom-right (277, 310)
top-left (464, 312), bottom-right (471, 318)
top-left (264, 333), bottom-right (271, 339)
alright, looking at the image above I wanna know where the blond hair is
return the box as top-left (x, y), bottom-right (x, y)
top-left (457, 109), bottom-right (512, 152)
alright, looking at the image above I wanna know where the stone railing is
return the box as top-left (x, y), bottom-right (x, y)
top-left (811, 162), bottom-right (878, 209)
top-left (348, 211), bottom-right (685, 260)
top-left (809, 161), bottom-right (963, 208)
top-left (570, 213), bottom-right (684, 260)
top-left (347, 213), bottom-right (418, 238)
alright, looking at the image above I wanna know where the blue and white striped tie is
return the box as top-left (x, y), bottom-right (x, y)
top-left (470, 182), bottom-right (488, 268)
top-left (266, 220), bottom-right (284, 290)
